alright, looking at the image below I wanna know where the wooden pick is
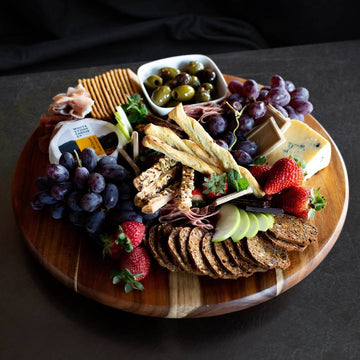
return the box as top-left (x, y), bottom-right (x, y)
top-left (118, 148), bottom-right (141, 175)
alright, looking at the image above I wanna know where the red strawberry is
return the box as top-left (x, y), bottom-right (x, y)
top-left (272, 186), bottom-right (326, 219)
top-left (111, 246), bottom-right (151, 292)
top-left (202, 173), bottom-right (228, 199)
top-left (115, 221), bottom-right (146, 253)
top-left (264, 157), bottom-right (305, 195)
top-left (249, 164), bottom-right (272, 186)
top-left (192, 188), bottom-right (206, 207)
top-left (101, 234), bottom-right (124, 260)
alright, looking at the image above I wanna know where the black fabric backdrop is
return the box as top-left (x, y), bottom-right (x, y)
top-left (1, 0), bottom-right (359, 75)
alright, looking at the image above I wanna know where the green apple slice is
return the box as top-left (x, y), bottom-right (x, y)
top-left (115, 106), bottom-right (133, 141)
top-left (264, 213), bottom-right (275, 229)
top-left (254, 212), bottom-right (271, 232)
top-left (245, 212), bottom-right (259, 239)
top-left (231, 208), bottom-right (250, 242)
top-left (212, 204), bottom-right (241, 242)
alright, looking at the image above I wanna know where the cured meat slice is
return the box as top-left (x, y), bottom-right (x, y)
top-left (246, 235), bottom-right (290, 270)
top-left (187, 228), bottom-right (218, 278)
top-left (261, 232), bottom-right (306, 252)
top-left (201, 234), bottom-right (235, 279)
top-left (269, 214), bottom-right (318, 246)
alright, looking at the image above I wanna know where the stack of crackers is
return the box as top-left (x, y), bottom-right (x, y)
top-left (78, 68), bottom-right (142, 120)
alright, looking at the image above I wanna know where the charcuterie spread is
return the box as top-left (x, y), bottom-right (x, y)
top-left (29, 55), bottom-right (330, 294)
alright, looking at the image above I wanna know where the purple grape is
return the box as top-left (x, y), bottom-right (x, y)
top-left (46, 164), bottom-right (69, 182)
top-left (266, 87), bottom-right (291, 107)
top-left (116, 200), bottom-right (134, 211)
top-left (109, 210), bottom-right (143, 224)
top-left (35, 176), bottom-right (51, 191)
top-left (258, 88), bottom-right (269, 101)
top-left (291, 100), bottom-right (313, 115)
top-left (233, 150), bottom-right (252, 166)
top-left (296, 114), bottom-right (305, 122)
top-left (117, 182), bottom-right (131, 201)
top-left (98, 155), bottom-right (117, 168)
top-left (227, 92), bottom-right (246, 105)
top-left (220, 131), bottom-right (235, 147)
top-left (248, 101), bottom-right (267, 119)
top-left (102, 183), bottom-right (119, 209)
top-left (270, 75), bottom-right (285, 89)
top-left (273, 104), bottom-right (289, 118)
top-left (284, 105), bottom-right (303, 121)
top-left (242, 79), bottom-right (259, 99)
top-left (207, 115), bottom-right (227, 137)
top-left (81, 147), bottom-right (98, 172)
top-left (88, 173), bottom-right (105, 193)
top-left (228, 80), bottom-right (244, 95)
top-left (59, 152), bottom-right (76, 171)
top-left (100, 164), bottom-right (127, 182)
top-left (232, 140), bottom-right (258, 157)
top-left (68, 210), bottom-right (87, 227)
top-left (30, 192), bottom-right (45, 210)
top-left (80, 192), bottom-right (102, 212)
top-left (51, 202), bottom-right (66, 219)
top-left (285, 80), bottom-right (295, 92)
top-left (85, 210), bottom-right (106, 234)
top-left (73, 166), bottom-right (90, 190)
top-left (38, 191), bottom-right (58, 205)
top-left (50, 182), bottom-right (72, 201)
top-left (142, 209), bottom-right (160, 221)
top-left (235, 114), bottom-right (255, 136)
top-left (290, 87), bottom-right (309, 101)
top-left (67, 191), bottom-right (83, 212)
top-left (214, 139), bottom-right (229, 150)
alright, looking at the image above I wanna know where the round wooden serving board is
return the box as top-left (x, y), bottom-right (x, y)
top-left (12, 75), bottom-right (349, 318)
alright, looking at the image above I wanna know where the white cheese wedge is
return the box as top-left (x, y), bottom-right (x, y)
top-left (49, 118), bottom-right (129, 164)
top-left (266, 120), bottom-right (331, 179)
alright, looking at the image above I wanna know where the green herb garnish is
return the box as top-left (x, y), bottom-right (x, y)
top-left (227, 169), bottom-right (249, 192)
top-left (121, 94), bottom-right (149, 124)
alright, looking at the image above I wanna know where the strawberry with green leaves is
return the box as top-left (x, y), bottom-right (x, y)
top-left (115, 221), bottom-right (146, 253)
top-left (101, 234), bottom-right (124, 260)
top-left (202, 173), bottom-right (228, 200)
top-left (192, 188), bottom-right (206, 207)
top-left (272, 186), bottom-right (326, 219)
top-left (111, 246), bottom-right (151, 293)
top-left (264, 157), bottom-right (305, 195)
top-left (249, 164), bottom-right (272, 187)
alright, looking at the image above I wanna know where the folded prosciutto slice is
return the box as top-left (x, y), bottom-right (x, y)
top-left (49, 84), bottom-right (94, 119)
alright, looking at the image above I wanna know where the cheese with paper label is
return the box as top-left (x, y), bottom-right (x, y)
top-left (266, 120), bottom-right (331, 179)
top-left (49, 118), bottom-right (129, 164)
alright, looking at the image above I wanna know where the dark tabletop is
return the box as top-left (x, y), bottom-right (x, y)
top-left (1, 40), bottom-right (359, 360)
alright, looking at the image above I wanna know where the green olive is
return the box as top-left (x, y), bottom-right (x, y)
top-left (151, 85), bottom-right (171, 106)
top-left (144, 75), bottom-right (163, 90)
top-left (159, 67), bottom-right (180, 81)
top-left (171, 85), bottom-right (195, 102)
top-left (199, 82), bottom-right (215, 95)
top-left (187, 61), bottom-right (205, 75)
top-left (189, 75), bottom-right (201, 89)
top-left (195, 88), bottom-right (211, 103)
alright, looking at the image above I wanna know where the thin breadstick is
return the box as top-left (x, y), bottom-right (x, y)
top-left (133, 157), bottom-right (177, 191)
top-left (141, 182), bottom-right (180, 214)
top-left (142, 135), bottom-right (223, 175)
top-left (168, 104), bottom-right (264, 198)
top-left (178, 166), bottom-right (195, 213)
top-left (182, 139), bottom-right (220, 167)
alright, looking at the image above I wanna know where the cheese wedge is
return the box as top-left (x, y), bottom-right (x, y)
top-left (266, 120), bottom-right (331, 179)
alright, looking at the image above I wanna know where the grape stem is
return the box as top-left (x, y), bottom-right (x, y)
top-left (73, 150), bottom-right (82, 167)
top-left (225, 102), bottom-right (248, 151)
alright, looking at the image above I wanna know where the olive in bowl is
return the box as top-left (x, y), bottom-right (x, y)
top-left (137, 54), bottom-right (228, 116)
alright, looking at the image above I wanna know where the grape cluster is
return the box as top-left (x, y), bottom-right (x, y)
top-left (30, 148), bottom-right (159, 238)
top-left (205, 74), bottom-right (313, 166)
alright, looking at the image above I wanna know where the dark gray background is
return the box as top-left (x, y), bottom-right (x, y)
top-left (1, 40), bottom-right (359, 359)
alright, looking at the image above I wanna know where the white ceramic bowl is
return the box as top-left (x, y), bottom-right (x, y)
top-left (137, 54), bottom-right (228, 117)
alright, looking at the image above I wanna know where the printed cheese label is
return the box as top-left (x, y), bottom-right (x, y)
top-left (71, 123), bottom-right (106, 156)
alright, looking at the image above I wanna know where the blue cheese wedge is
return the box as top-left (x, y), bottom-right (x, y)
top-left (266, 120), bottom-right (331, 179)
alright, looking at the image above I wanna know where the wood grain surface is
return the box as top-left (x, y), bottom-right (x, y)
top-left (11, 75), bottom-right (349, 318)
